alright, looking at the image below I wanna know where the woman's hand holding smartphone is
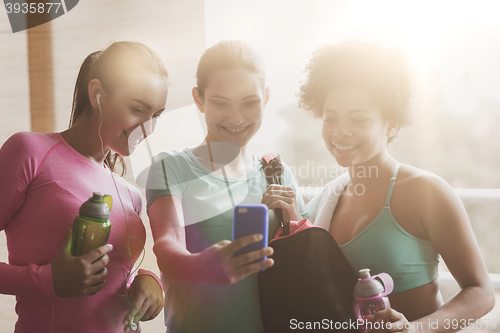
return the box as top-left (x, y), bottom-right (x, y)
top-left (190, 204), bottom-right (274, 285)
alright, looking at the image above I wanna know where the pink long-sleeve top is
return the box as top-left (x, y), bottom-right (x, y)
top-left (0, 132), bottom-right (155, 333)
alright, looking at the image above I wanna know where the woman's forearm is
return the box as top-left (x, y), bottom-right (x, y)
top-left (153, 237), bottom-right (199, 283)
top-left (410, 284), bottom-right (495, 333)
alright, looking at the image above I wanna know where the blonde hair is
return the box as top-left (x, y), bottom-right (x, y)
top-left (70, 41), bottom-right (168, 174)
top-left (196, 40), bottom-right (266, 97)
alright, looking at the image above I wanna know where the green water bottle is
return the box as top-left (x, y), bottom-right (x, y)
top-left (71, 192), bottom-right (112, 257)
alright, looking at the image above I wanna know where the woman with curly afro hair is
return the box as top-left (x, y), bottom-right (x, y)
top-left (268, 40), bottom-right (494, 332)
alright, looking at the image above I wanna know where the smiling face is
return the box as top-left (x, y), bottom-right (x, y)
top-left (96, 71), bottom-right (168, 156)
top-left (194, 68), bottom-right (269, 148)
top-left (322, 86), bottom-right (396, 167)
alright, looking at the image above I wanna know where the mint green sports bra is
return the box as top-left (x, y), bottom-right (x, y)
top-left (338, 163), bottom-right (440, 293)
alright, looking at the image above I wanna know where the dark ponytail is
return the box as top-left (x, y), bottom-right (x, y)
top-left (69, 42), bottom-right (168, 175)
top-left (69, 51), bottom-right (102, 128)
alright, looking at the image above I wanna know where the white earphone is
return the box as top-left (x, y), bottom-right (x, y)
top-left (96, 93), bottom-right (102, 111)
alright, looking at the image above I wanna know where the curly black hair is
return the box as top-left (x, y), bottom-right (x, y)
top-left (298, 40), bottom-right (415, 137)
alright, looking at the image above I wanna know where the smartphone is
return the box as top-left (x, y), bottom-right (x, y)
top-left (232, 204), bottom-right (269, 263)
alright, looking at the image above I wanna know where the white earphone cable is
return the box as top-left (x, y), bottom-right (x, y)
top-left (96, 97), bottom-right (146, 322)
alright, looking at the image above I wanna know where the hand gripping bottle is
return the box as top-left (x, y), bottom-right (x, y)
top-left (353, 268), bottom-right (394, 331)
top-left (71, 192), bottom-right (112, 257)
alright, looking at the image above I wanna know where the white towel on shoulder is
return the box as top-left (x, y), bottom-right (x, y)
top-left (307, 172), bottom-right (350, 231)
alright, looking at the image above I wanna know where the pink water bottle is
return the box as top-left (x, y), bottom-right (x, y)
top-left (353, 268), bottom-right (394, 331)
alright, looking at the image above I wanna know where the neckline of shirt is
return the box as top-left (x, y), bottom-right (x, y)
top-left (55, 132), bottom-right (110, 173)
top-left (183, 148), bottom-right (261, 182)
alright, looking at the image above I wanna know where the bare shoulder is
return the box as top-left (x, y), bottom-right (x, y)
top-left (396, 164), bottom-right (456, 199)
top-left (396, 164), bottom-right (466, 225)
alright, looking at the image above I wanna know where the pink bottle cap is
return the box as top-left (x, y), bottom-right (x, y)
top-left (353, 268), bottom-right (394, 299)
